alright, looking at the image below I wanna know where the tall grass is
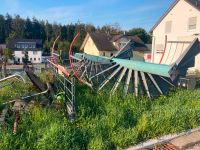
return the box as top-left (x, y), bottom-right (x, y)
top-left (1, 81), bottom-right (200, 149)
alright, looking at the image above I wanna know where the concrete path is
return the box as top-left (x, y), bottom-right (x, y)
top-left (126, 128), bottom-right (200, 150)
top-left (170, 131), bottom-right (200, 150)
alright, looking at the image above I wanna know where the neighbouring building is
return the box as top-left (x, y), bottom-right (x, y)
top-left (81, 33), bottom-right (118, 57)
top-left (81, 32), bottom-right (150, 60)
top-left (7, 39), bottom-right (42, 64)
top-left (151, 0), bottom-right (200, 70)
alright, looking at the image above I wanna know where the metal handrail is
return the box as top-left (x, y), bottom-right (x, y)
top-left (21, 83), bottom-right (50, 100)
top-left (0, 73), bottom-right (25, 83)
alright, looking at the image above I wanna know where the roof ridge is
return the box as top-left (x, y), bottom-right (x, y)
top-left (151, 0), bottom-right (200, 32)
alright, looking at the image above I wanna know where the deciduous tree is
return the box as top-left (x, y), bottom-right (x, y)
top-left (2, 48), bottom-right (12, 77)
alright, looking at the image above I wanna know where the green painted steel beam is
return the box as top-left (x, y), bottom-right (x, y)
top-left (75, 53), bottom-right (173, 78)
top-left (112, 58), bottom-right (172, 77)
top-left (75, 53), bottom-right (111, 63)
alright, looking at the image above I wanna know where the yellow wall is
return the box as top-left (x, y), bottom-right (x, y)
top-left (84, 36), bottom-right (100, 56)
top-left (83, 36), bottom-right (117, 57)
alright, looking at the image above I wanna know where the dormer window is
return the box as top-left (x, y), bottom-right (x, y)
top-left (188, 17), bottom-right (197, 31)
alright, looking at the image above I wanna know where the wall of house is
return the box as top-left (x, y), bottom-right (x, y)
top-left (0, 44), bottom-right (6, 49)
top-left (14, 51), bottom-right (42, 64)
top-left (83, 36), bottom-right (117, 57)
top-left (99, 51), bottom-right (117, 57)
top-left (113, 38), bottom-right (130, 50)
top-left (152, 0), bottom-right (200, 70)
top-left (84, 36), bottom-right (100, 56)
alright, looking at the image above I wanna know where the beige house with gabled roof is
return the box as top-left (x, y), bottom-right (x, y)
top-left (151, 0), bottom-right (200, 70)
top-left (80, 33), bottom-right (118, 57)
top-left (81, 32), bottom-right (149, 59)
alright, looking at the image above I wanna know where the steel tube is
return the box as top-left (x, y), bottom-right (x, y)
top-left (112, 58), bottom-right (172, 77)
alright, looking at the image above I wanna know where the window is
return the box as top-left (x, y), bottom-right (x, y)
top-left (25, 44), bottom-right (28, 49)
top-left (30, 58), bottom-right (32, 61)
top-left (188, 17), bottom-right (197, 31)
top-left (156, 44), bottom-right (164, 53)
top-left (16, 44), bottom-right (20, 48)
top-left (119, 43), bottom-right (126, 49)
top-left (110, 53), bottom-right (113, 57)
top-left (33, 51), bottom-right (38, 55)
top-left (103, 52), bottom-right (105, 56)
top-left (165, 21), bottom-right (172, 33)
top-left (34, 58), bottom-right (36, 61)
top-left (21, 44), bottom-right (25, 49)
top-left (38, 58), bottom-right (40, 61)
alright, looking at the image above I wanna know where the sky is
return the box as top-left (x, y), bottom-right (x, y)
top-left (0, 0), bottom-right (174, 31)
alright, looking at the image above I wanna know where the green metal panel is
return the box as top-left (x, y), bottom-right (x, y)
top-left (75, 53), bottom-right (111, 63)
top-left (112, 58), bottom-right (172, 77)
top-left (84, 54), bottom-right (111, 63)
top-left (74, 53), bottom-right (84, 59)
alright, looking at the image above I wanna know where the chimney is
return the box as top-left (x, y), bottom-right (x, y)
top-left (107, 31), bottom-right (110, 40)
top-left (196, 0), bottom-right (200, 6)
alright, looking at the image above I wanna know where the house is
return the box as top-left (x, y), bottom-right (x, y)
top-left (80, 33), bottom-right (118, 57)
top-left (7, 39), bottom-right (42, 64)
top-left (81, 32), bottom-right (149, 60)
top-left (151, 0), bottom-right (200, 69)
top-left (111, 34), bottom-right (150, 61)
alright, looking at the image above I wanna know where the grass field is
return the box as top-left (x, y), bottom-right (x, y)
top-left (1, 77), bottom-right (200, 150)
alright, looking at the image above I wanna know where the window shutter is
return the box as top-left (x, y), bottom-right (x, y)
top-left (165, 21), bottom-right (172, 33)
top-left (188, 17), bottom-right (197, 31)
top-left (189, 17), bottom-right (197, 25)
top-left (156, 44), bottom-right (164, 53)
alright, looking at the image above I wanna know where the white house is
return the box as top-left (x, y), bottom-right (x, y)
top-left (7, 39), bottom-right (42, 64)
top-left (151, 0), bottom-right (200, 70)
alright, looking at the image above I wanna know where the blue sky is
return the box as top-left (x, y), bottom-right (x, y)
top-left (0, 0), bottom-right (174, 31)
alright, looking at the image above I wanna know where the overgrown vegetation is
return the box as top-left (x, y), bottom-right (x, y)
top-left (1, 78), bottom-right (200, 149)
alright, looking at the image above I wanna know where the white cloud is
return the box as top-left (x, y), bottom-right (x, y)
top-left (35, 5), bottom-right (84, 23)
top-left (0, 0), bottom-right (22, 16)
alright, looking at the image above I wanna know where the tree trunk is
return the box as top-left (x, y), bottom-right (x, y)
top-left (0, 60), bottom-right (2, 78)
top-left (3, 59), bottom-right (7, 77)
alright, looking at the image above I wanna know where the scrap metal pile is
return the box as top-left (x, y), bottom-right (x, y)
top-left (69, 34), bottom-right (200, 98)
